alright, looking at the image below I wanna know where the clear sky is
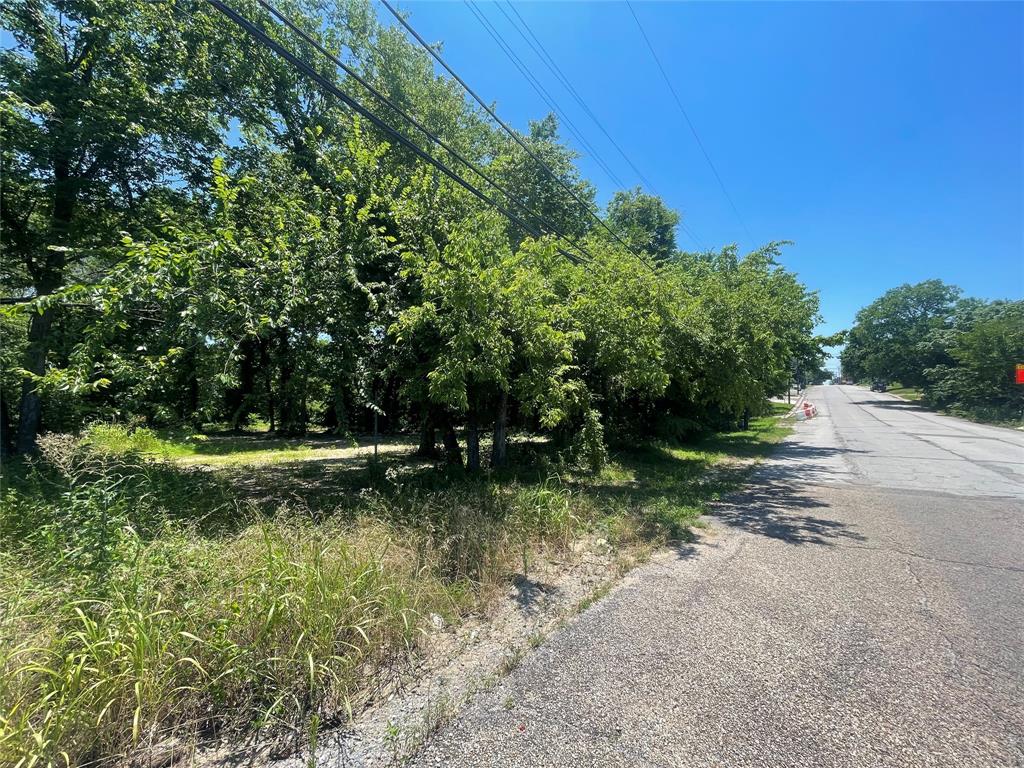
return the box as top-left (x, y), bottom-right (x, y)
top-left (381, 1), bottom-right (1023, 367)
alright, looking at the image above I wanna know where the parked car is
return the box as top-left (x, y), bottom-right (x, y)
top-left (870, 380), bottom-right (887, 392)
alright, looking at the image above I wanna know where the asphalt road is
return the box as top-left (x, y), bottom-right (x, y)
top-left (412, 385), bottom-right (1024, 767)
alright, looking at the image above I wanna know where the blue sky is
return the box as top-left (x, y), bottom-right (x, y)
top-left (381, 1), bottom-right (1023, 367)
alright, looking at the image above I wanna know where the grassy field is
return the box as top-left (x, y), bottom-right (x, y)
top-left (0, 406), bottom-right (790, 767)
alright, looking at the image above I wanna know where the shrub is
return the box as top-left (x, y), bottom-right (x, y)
top-left (574, 409), bottom-right (608, 473)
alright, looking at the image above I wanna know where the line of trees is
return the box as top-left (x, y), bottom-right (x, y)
top-left (1, 0), bottom-right (832, 463)
top-left (841, 280), bottom-right (1024, 422)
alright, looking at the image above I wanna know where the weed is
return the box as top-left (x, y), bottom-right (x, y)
top-left (576, 582), bottom-right (614, 613)
top-left (306, 714), bottom-right (321, 768)
top-left (498, 645), bottom-right (526, 677)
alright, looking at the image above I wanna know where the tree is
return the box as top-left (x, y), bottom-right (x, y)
top-left (924, 300), bottom-right (1024, 421)
top-left (606, 187), bottom-right (679, 262)
top-left (390, 213), bottom-right (577, 469)
top-left (1, 0), bottom-right (233, 451)
top-left (841, 280), bottom-right (961, 386)
top-left (489, 114), bottom-right (596, 246)
top-left (663, 243), bottom-right (823, 429)
top-left (0, 0), bottom-right (829, 463)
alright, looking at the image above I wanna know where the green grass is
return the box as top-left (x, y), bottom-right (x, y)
top-left (886, 385), bottom-right (923, 401)
top-left (81, 423), bottom-right (416, 467)
top-left (0, 409), bottom-right (790, 767)
top-left (880, 385), bottom-right (1023, 428)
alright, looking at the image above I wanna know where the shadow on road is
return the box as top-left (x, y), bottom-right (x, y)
top-left (708, 442), bottom-right (867, 546)
top-left (856, 399), bottom-right (924, 410)
top-left (711, 479), bottom-right (865, 546)
top-left (769, 443), bottom-right (868, 458)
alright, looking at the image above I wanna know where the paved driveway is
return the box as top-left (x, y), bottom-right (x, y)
top-left (411, 385), bottom-right (1024, 767)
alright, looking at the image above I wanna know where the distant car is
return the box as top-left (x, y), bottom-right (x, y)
top-left (870, 380), bottom-right (887, 392)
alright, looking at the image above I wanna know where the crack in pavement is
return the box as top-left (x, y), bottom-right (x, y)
top-left (837, 543), bottom-right (1024, 574)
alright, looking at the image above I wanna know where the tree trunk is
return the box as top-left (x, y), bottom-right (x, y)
top-left (276, 329), bottom-right (304, 435)
top-left (416, 413), bottom-right (438, 457)
top-left (176, 345), bottom-right (200, 425)
top-left (1, 386), bottom-right (13, 458)
top-left (491, 390), bottom-right (509, 467)
top-left (261, 338), bottom-right (275, 432)
top-left (186, 369), bottom-right (199, 422)
top-left (466, 414), bottom-right (480, 472)
top-left (15, 306), bottom-right (55, 454)
top-left (442, 421), bottom-right (463, 467)
top-left (15, 146), bottom-right (75, 453)
top-left (328, 381), bottom-right (348, 435)
top-left (226, 336), bottom-right (259, 430)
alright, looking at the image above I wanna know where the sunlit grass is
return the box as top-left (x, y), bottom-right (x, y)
top-left (886, 385), bottom-right (924, 401)
top-left (82, 423), bottom-right (418, 467)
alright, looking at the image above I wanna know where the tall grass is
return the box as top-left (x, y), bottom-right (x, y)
top-left (0, 416), bottom-right (787, 766)
top-left (0, 523), bottom-right (448, 766)
top-left (0, 435), bottom-right (587, 767)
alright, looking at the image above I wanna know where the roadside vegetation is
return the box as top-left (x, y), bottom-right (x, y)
top-left (1, 409), bottom-right (789, 766)
top-left (886, 385), bottom-right (923, 401)
top-left (1, 0), bottom-right (818, 764)
top-left (842, 281), bottom-right (1023, 424)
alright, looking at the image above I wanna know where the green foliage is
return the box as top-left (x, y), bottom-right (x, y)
top-left (1, 0), bottom-right (825, 456)
top-left (606, 187), bottom-right (680, 261)
top-left (843, 283), bottom-right (1020, 422)
top-left (575, 408), bottom-right (609, 473)
top-left (923, 300), bottom-right (1024, 421)
top-left (489, 114), bottom-right (597, 245)
top-left (841, 280), bottom-right (961, 386)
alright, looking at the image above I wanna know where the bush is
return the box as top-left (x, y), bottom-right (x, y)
top-left (574, 409), bottom-right (608, 473)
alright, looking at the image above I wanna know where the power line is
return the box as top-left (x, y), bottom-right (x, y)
top-left (251, 0), bottom-right (599, 263)
top-left (464, 0), bottom-right (628, 192)
top-left (376, 0), bottom-right (657, 271)
top-left (475, 1), bottom-right (700, 251)
top-left (498, 0), bottom-right (705, 251)
top-left (498, 1), bottom-right (653, 192)
top-left (625, 1), bottom-right (753, 243)
top-left (205, 0), bottom-right (593, 267)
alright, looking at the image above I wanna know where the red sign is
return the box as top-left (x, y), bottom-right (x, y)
top-left (1017, 364), bottom-right (1024, 385)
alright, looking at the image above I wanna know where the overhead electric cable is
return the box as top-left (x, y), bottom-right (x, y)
top-left (498, 1), bottom-right (652, 192)
top-left (251, 0), bottom-right (599, 262)
top-left (625, 1), bottom-right (753, 242)
top-left (498, 1), bottom-right (705, 251)
top-left (464, 0), bottom-right (628, 191)
top-left (376, 0), bottom-right (657, 271)
top-left (205, 0), bottom-right (591, 266)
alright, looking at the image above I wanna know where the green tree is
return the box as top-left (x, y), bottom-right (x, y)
top-left (489, 114), bottom-right (596, 246)
top-left (391, 213), bottom-right (577, 469)
top-left (924, 300), bottom-right (1024, 421)
top-left (841, 280), bottom-right (961, 386)
top-left (606, 187), bottom-right (680, 262)
top-left (1, 0), bottom-right (234, 451)
top-left (51, 127), bottom-right (401, 434)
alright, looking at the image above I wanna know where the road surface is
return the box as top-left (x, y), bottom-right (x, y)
top-left (412, 385), bottom-right (1024, 767)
